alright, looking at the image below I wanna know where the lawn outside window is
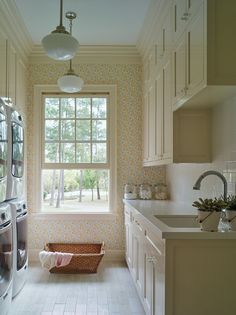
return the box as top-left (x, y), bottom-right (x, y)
top-left (32, 85), bottom-right (117, 216)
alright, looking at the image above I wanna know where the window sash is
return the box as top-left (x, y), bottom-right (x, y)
top-left (42, 94), bottom-right (110, 168)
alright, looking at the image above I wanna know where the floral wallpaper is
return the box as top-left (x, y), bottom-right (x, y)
top-left (27, 61), bottom-right (165, 252)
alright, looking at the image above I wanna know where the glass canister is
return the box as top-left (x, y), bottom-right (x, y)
top-left (124, 184), bottom-right (138, 199)
top-left (139, 184), bottom-right (152, 200)
top-left (154, 183), bottom-right (168, 200)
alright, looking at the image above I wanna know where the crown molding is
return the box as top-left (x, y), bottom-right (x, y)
top-left (30, 45), bottom-right (141, 64)
top-left (0, 0), bottom-right (33, 65)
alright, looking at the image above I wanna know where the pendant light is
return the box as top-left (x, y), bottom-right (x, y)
top-left (57, 12), bottom-right (84, 93)
top-left (42, 0), bottom-right (79, 61)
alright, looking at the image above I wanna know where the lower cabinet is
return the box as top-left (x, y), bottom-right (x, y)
top-left (143, 239), bottom-right (165, 315)
top-left (124, 205), bottom-right (165, 315)
top-left (124, 204), bottom-right (236, 315)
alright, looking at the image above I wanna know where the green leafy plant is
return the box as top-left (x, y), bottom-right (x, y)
top-left (225, 195), bottom-right (236, 210)
top-left (192, 197), bottom-right (226, 212)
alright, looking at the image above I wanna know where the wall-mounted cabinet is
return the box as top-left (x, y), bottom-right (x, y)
top-left (173, 0), bottom-right (236, 109)
top-left (0, 30), bottom-right (26, 108)
top-left (142, 0), bottom-right (236, 166)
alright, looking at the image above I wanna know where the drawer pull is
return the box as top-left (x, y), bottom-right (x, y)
top-left (135, 220), bottom-right (143, 231)
top-left (147, 256), bottom-right (158, 264)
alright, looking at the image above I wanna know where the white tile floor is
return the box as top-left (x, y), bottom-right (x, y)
top-left (9, 261), bottom-right (145, 315)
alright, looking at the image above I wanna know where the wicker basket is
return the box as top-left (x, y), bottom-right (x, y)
top-left (44, 242), bottom-right (105, 274)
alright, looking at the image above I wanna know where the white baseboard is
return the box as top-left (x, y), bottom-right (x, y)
top-left (29, 249), bottom-right (125, 263)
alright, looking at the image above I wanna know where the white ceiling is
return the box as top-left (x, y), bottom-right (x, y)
top-left (14, 0), bottom-right (151, 46)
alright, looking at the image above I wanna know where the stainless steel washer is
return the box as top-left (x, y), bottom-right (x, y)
top-left (9, 198), bottom-right (28, 298)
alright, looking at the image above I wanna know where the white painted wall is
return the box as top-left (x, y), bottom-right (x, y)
top-left (167, 97), bottom-right (236, 203)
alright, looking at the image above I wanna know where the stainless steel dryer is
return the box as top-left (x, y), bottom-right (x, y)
top-left (0, 98), bottom-right (8, 203)
top-left (0, 203), bottom-right (13, 315)
top-left (6, 107), bottom-right (24, 200)
top-left (9, 198), bottom-right (28, 298)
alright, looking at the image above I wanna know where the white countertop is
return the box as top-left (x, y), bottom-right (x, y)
top-left (123, 199), bottom-right (236, 239)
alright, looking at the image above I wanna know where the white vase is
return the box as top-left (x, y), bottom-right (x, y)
top-left (197, 210), bottom-right (221, 232)
top-left (225, 210), bottom-right (236, 231)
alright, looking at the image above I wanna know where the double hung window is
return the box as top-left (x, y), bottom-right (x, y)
top-left (37, 87), bottom-right (116, 214)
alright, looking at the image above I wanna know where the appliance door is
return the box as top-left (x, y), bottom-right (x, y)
top-left (16, 212), bottom-right (27, 270)
top-left (0, 221), bottom-right (13, 297)
top-left (12, 121), bottom-right (24, 178)
top-left (0, 112), bottom-right (7, 203)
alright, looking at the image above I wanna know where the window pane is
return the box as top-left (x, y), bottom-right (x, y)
top-left (61, 143), bottom-right (75, 163)
top-left (61, 120), bottom-right (75, 140)
top-left (61, 98), bottom-right (75, 118)
top-left (42, 169), bottom-right (109, 212)
top-left (76, 143), bottom-right (91, 163)
top-left (76, 120), bottom-right (90, 141)
top-left (45, 98), bottom-right (59, 118)
top-left (92, 120), bottom-right (107, 140)
top-left (92, 143), bottom-right (107, 163)
top-left (76, 98), bottom-right (91, 118)
top-left (92, 98), bottom-right (107, 118)
top-left (45, 120), bottom-right (59, 140)
top-left (45, 143), bottom-right (59, 162)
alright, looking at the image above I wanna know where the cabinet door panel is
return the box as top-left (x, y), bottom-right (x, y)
top-left (0, 32), bottom-right (7, 98)
top-left (162, 59), bottom-right (173, 161)
top-left (16, 57), bottom-right (26, 110)
top-left (143, 92), bottom-right (149, 162)
top-left (173, 0), bottom-right (187, 41)
top-left (155, 72), bottom-right (163, 161)
top-left (187, 3), bottom-right (205, 96)
top-left (173, 33), bottom-right (186, 108)
top-left (148, 83), bottom-right (156, 161)
top-left (7, 40), bottom-right (16, 105)
top-left (143, 250), bottom-right (154, 315)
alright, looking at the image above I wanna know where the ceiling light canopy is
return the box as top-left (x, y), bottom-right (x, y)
top-left (57, 12), bottom-right (84, 93)
top-left (42, 0), bottom-right (79, 61)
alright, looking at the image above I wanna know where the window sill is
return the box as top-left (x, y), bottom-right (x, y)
top-left (29, 212), bottom-right (117, 221)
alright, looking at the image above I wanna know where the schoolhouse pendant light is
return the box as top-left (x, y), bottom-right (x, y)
top-left (42, 0), bottom-right (79, 61)
top-left (57, 12), bottom-right (84, 93)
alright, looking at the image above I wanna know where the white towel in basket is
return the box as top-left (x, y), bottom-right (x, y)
top-left (39, 250), bottom-right (73, 270)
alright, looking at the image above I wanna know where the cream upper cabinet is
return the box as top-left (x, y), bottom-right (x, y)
top-left (173, 0), bottom-right (203, 42)
top-left (173, 0), bottom-right (236, 109)
top-left (16, 57), bottom-right (26, 111)
top-left (162, 59), bottom-right (173, 161)
top-left (0, 31), bottom-right (26, 108)
top-left (0, 31), bottom-right (7, 99)
top-left (143, 58), bottom-right (174, 167)
top-left (173, 2), bottom-right (205, 109)
top-left (7, 40), bottom-right (16, 105)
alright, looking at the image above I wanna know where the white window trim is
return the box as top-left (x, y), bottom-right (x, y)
top-left (32, 84), bottom-right (117, 219)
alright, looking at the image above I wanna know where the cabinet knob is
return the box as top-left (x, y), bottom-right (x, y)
top-left (181, 16), bottom-right (188, 21)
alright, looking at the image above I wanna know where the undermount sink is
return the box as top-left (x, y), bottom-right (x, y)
top-left (154, 215), bottom-right (200, 228)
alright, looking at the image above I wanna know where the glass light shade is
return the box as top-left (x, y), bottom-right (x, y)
top-left (42, 32), bottom-right (79, 61)
top-left (57, 74), bottom-right (84, 93)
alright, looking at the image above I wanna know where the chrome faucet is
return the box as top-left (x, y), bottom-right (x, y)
top-left (193, 170), bottom-right (228, 201)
